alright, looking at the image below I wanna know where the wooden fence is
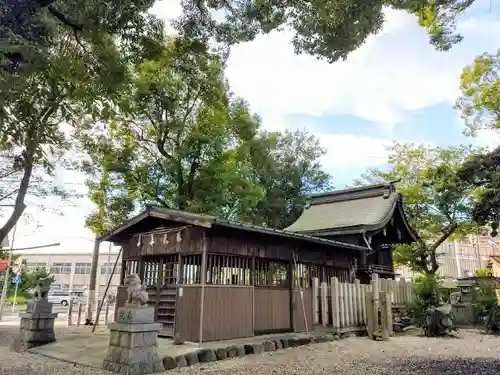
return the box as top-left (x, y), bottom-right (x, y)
top-left (66, 299), bottom-right (114, 326)
top-left (312, 275), bottom-right (414, 333)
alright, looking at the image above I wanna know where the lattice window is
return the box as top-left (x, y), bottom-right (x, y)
top-left (74, 263), bottom-right (91, 274)
top-left (50, 263), bottom-right (72, 274)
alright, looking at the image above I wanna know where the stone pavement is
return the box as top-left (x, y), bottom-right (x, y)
top-left (29, 328), bottom-right (200, 369)
top-left (28, 328), bottom-right (317, 369)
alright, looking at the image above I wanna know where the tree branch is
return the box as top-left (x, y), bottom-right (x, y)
top-left (429, 223), bottom-right (458, 252)
top-left (47, 5), bottom-right (84, 31)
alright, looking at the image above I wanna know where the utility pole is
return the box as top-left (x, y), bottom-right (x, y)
top-left (0, 224), bottom-right (17, 321)
top-left (85, 238), bottom-right (100, 324)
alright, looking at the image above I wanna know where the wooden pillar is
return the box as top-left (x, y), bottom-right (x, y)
top-left (365, 291), bottom-right (374, 339)
top-left (330, 277), bottom-right (340, 332)
top-left (312, 277), bottom-right (319, 325)
top-left (138, 258), bottom-right (145, 281)
top-left (198, 231), bottom-right (208, 345)
top-left (119, 259), bottom-right (126, 284)
top-left (288, 251), bottom-right (294, 330)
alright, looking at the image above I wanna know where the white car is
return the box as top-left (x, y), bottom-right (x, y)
top-left (47, 290), bottom-right (79, 306)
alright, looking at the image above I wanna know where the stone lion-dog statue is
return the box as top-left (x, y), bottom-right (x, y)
top-left (124, 274), bottom-right (149, 307)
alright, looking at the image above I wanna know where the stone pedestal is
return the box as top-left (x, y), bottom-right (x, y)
top-left (103, 305), bottom-right (164, 375)
top-left (12, 299), bottom-right (58, 351)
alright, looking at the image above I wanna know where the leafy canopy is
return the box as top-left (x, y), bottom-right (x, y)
top-left (2, 0), bottom-right (477, 77)
top-left (175, 0), bottom-right (477, 63)
top-left (77, 40), bottom-right (332, 234)
top-left (456, 50), bottom-right (500, 236)
top-left (357, 142), bottom-right (479, 275)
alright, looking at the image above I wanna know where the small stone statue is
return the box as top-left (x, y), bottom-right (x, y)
top-left (34, 277), bottom-right (52, 299)
top-left (123, 274), bottom-right (149, 307)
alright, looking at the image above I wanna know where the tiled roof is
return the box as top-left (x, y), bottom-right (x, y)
top-left (285, 180), bottom-right (412, 236)
top-left (98, 206), bottom-right (368, 251)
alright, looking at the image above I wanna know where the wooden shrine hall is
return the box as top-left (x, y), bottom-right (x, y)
top-left (99, 180), bottom-right (417, 343)
top-left (285, 179), bottom-right (418, 283)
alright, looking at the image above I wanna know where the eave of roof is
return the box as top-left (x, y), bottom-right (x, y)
top-left (285, 180), bottom-right (418, 241)
top-left (97, 206), bottom-right (368, 252)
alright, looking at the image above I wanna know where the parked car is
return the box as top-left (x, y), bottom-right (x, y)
top-left (47, 290), bottom-right (79, 306)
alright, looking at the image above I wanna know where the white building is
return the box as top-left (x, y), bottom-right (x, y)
top-left (15, 244), bottom-right (122, 300)
top-left (397, 235), bottom-right (500, 281)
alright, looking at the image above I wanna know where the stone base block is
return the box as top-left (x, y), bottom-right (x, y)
top-left (104, 317), bottom-right (164, 375)
top-left (109, 330), bottom-right (159, 349)
top-left (107, 322), bottom-right (162, 334)
top-left (26, 299), bottom-right (54, 314)
top-left (20, 315), bottom-right (57, 330)
top-left (12, 310), bottom-right (58, 352)
top-left (103, 358), bottom-right (164, 375)
top-left (116, 306), bottom-right (155, 324)
top-left (103, 346), bottom-right (165, 375)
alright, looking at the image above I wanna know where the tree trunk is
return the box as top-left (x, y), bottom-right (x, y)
top-left (425, 223), bottom-right (459, 276)
top-left (0, 152), bottom-right (33, 245)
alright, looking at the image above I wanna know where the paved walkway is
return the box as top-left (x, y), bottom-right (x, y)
top-left (28, 328), bottom-right (315, 369)
top-left (31, 330), bottom-right (198, 368)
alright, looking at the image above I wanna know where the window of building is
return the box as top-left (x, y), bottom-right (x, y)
top-left (72, 284), bottom-right (84, 290)
top-left (101, 262), bottom-right (121, 275)
top-left (74, 262), bottom-right (91, 274)
top-left (50, 263), bottom-right (72, 274)
top-left (27, 262), bottom-right (47, 270)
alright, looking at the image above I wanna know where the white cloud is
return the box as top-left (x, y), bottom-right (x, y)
top-left (318, 134), bottom-right (391, 170)
top-left (475, 129), bottom-right (500, 149)
top-left (224, 8), bottom-right (500, 130)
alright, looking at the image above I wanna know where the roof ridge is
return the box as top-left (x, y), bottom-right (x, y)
top-left (307, 180), bottom-right (399, 206)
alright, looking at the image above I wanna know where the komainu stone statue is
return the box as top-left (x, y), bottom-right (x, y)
top-left (123, 274), bottom-right (149, 307)
top-left (34, 277), bottom-right (52, 299)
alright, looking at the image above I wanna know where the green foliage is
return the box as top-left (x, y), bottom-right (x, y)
top-left (247, 130), bottom-right (333, 229)
top-left (7, 294), bottom-right (29, 305)
top-left (474, 268), bottom-right (493, 277)
top-left (356, 142), bottom-right (479, 275)
top-left (2, 0), bottom-right (475, 79)
top-left (472, 279), bottom-right (500, 334)
top-left (456, 50), bottom-right (500, 136)
top-left (1, 0), bottom-right (164, 90)
top-left (9, 267), bottom-right (55, 295)
top-left (408, 274), bottom-right (457, 336)
top-left (456, 50), bottom-right (500, 236)
top-left (77, 40), bottom-right (331, 234)
top-left (0, 0), bottom-right (165, 243)
top-left (175, 0), bottom-right (476, 63)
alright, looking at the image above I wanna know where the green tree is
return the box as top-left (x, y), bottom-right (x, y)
top-left (78, 40), bottom-right (264, 232)
top-left (356, 143), bottom-right (479, 276)
top-left (78, 41), bottom-right (331, 233)
top-left (455, 50), bottom-right (500, 236)
top-left (7, 266), bottom-right (55, 297)
top-left (3, 0), bottom-right (476, 71)
top-left (175, 0), bottom-right (476, 62)
top-left (0, 0), bottom-right (166, 244)
top-left (1, 0), bottom-right (163, 90)
top-left (249, 129), bottom-right (333, 229)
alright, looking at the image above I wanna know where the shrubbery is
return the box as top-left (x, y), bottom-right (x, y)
top-left (473, 280), bottom-right (500, 334)
top-left (408, 274), bottom-right (457, 337)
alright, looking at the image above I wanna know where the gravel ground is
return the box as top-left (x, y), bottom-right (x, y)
top-left (0, 327), bottom-right (499, 375)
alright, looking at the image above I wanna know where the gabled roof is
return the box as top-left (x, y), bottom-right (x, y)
top-left (285, 180), bottom-right (417, 240)
top-left (97, 206), bottom-right (368, 252)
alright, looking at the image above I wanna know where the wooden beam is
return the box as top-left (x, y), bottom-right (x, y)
top-left (151, 211), bottom-right (213, 228)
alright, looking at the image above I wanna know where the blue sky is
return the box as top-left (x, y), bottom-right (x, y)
top-left (221, 0), bottom-right (500, 187)
top-left (7, 0), bottom-right (500, 251)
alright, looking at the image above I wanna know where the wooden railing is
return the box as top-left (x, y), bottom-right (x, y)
top-left (356, 264), bottom-right (394, 274)
top-left (312, 275), bottom-right (414, 332)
